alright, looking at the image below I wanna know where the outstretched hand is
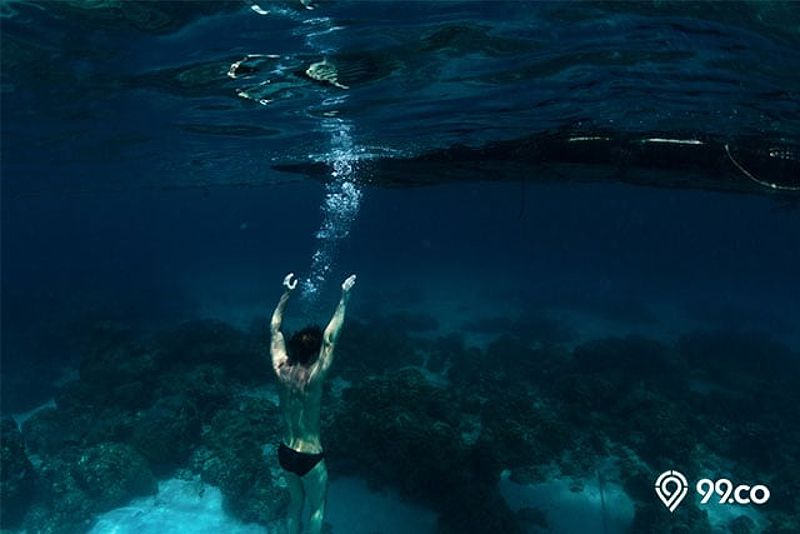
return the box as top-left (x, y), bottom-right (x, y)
top-left (283, 273), bottom-right (298, 291)
top-left (341, 274), bottom-right (356, 292)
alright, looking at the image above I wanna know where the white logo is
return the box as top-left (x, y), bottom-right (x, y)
top-left (697, 478), bottom-right (770, 505)
top-left (655, 470), bottom-right (689, 512)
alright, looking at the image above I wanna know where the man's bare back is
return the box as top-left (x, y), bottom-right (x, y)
top-left (277, 372), bottom-right (324, 453)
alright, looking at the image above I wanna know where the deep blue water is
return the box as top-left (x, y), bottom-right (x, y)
top-left (2, 2), bottom-right (800, 533)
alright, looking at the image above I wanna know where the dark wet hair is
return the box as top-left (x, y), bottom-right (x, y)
top-left (287, 325), bottom-right (323, 367)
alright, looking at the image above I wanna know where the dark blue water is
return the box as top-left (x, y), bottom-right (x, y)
top-left (2, 2), bottom-right (799, 533)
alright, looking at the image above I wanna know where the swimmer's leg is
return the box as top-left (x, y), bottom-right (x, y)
top-left (285, 471), bottom-right (304, 534)
top-left (304, 459), bottom-right (328, 534)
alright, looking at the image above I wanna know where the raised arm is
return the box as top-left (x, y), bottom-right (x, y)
top-left (311, 274), bottom-right (356, 378)
top-left (270, 273), bottom-right (297, 373)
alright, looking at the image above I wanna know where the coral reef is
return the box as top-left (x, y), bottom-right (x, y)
top-left (0, 417), bottom-right (36, 529)
top-left (461, 310), bottom-right (574, 345)
top-left (12, 319), bottom-right (285, 530)
top-left (23, 442), bottom-right (156, 534)
top-left (131, 395), bottom-right (201, 469)
top-left (4, 311), bottom-right (798, 533)
top-left (333, 317), bottom-right (424, 378)
top-left (326, 369), bottom-right (521, 532)
top-left (191, 395), bottom-right (286, 523)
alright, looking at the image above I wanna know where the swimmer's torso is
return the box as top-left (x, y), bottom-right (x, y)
top-left (278, 375), bottom-right (324, 453)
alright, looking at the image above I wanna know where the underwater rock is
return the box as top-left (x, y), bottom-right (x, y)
top-left (21, 408), bottom-right (71, 457)
top-left (0, 353), bottom-right (61, 415)
top-left (205, 396), bottom-right (281, 449)
top-left (572, 335), bottom-right (677, 379)
top-left (155, 363), bottom-right (234, 423)
top-left (489, 335), bottom-right (568, 382)
top-left (0, 417), bottom-right (36, 528)
top-left (226, 472), bottom-right (288, 526)
top-left (462, 312), bottom-right (574, 345)
top-left (679, 329), bottom-right (799, 388)
top-left (728, 514), bottom-right (757, 534)
top-left (65, 362), bottom-right (157, 412)
top-left (480, 386), bottom-right (571, 469)
top-left (615, 387), bottom-right (694, 466)
top-left (22, 407), bottom-right (94, 457)
top-left (131, 395), bottom-right (201, 469)
top-left (437, 335), bottom-right (489, 387)
top-left (444, 330), bottom-right (570, 392)
top-left (328, 370), bottom-right (455, 466)
top-left (678, 330), bottom-right (800, 476)
top-left (556, 371), bottom-right (619, 415)
top-left (334, 319), bottom-right (424, 378)
top-left (328, 370), bottom-right (521, 532)
top-left (629, 500), bottom-right (712, 534)
top-left (157, 319), bottom-right (244, 364)
top-left (71, 442), bottom-right (157, 511)
top-left (381, 310), bottom-right (441, 333)
top-left (766, 511), bottom-right (800, 533)
top-left (551, 335), bottom-right (697, 466)
top-left (77, 331), bottom-right (159, 409)
top-left (422, 332), bottom-right (468, 374)
top-left (55, 378), bottom-right (106, 412)
top-left (24, 459), bottom-right (95, 534)
top-left (726, 418), bottom-right (789, 473)
top-left (191, 396), bottom-right (286, 524)
top-left (110, 380), bottom-right (151, 411)
top-left (23, 397), bottom-right (138, 459)
top-left (156, 319), bottom-right (269, 384)
top-left (23, 443), bottom-right (156, 534)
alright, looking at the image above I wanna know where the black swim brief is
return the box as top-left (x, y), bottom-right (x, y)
top-left (278, 443), bottom-right (325, 477)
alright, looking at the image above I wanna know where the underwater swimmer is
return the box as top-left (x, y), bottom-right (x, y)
top-left (270, 272), bottom-right (356, 534)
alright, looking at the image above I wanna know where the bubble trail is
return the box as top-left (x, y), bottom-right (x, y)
top-left (300, 116), bottom-right (362, 309)
top-left (241, 4), bottom-right (364, 313)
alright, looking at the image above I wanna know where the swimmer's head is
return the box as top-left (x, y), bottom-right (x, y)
top-left (288, 325), bottom-right (323, 367)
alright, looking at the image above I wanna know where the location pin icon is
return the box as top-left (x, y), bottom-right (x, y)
top-left (655, 470), bottom-right (689, 512)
